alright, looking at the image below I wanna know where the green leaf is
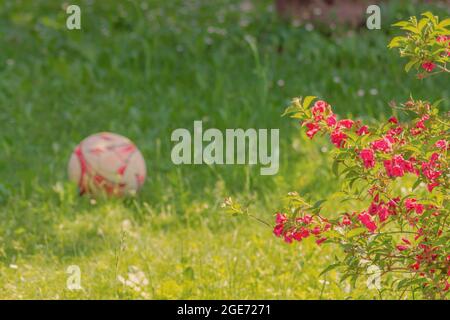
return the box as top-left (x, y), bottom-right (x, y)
top-left (392, 21), bottom-right (409, 27)
top-left (345, 131), bottom-right (359, 142)
top-left (388, 36), bottom-right (405, 48)
top-left (413, 235), bottom-right (424, 246)
top-left (319, 263), bottom-right (341, 277)
top-left (417, 18), bottom-right (428, 32)
top-left (404, 59), bottom-right (418, 72)
top-left (183, 266), bottom-right (195, 280)
top-left (332, 160), bottom-right (340, 177)
top-left (432, 98), bottom-right (445, 109)
top-left (281, 105), bottom-right (300, 117)
top-left (412, 178), bottom-right (421, 191)
top-left (322, 230), bottom-right (341, 239)
top-left (346, 227), bottom-right (367, 238)
top-left (401, 25), bottom-right (420, 34)
top-left (312, 199), bottom-right (326, 209)
top-left (290, 112), bottom-right (304, 119)
top-left (348, 177), bottom-right (359, 190)
top-left (397, 278), bottom-right (410, 289)
top-left (345, 170), bottom-right (359, 180)
top-left (432, 48), bottom-right (449, 55)
top-left (437, 18), bottom-right (450, 28)
top-left (302, 96), bottom-right (317, 109)
top-left (401, 145), bottom-right (421, 154)
top-left (421, 12), bottom-right (437, 25)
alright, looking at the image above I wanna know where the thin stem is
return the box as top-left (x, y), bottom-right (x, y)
top-left (248, 214), bottom-right (272, 228)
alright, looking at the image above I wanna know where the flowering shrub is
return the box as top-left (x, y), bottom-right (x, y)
top-left (224, 12), bottom-right (449, 299)
top-left (388, 12), bottom-right (450, 78)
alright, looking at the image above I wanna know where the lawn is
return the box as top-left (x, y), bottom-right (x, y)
top-left (0, 0), bottom-right (449, 299)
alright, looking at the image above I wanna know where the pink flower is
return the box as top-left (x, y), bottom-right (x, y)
top-left (388, 197), bottom-right (400, 209)
top-left (410, 128), bottom-right (422, 136)
top-left (276, 213), bottom-right (287, 224)
top-left (396, 245), bottom-right (409, 251)
top-left (436, 35), bottom-right (450, 43)
top-left (402, 238), bottom-right (411, 245)
top-left (273, 224), bottom-right (284, 237)
top-left (430, 152), bottom-right (439, 163)
top-left (341, 216), bottom-right (352, 226)
top-left (311, 226), bottom-right (321, 235)
top-left (378, 206), bottom-right (389, 222)
top-left (293, 227), bottom-right (310, 241)
top-left (359, 148), bottom-right (375, 169)
top-left (316, 237), bottom-right (327, 245)
top-left (358, 211), bottom-right (377, 232)
top-left (421, 61), bottom-right (436, 72)
top-left (405, 198), bottom-right (417, 212)
top-left (337, 119), bottom-right (354, 129)
top-left (388, 116), bottom-right (398, 124)
top-left (312, 100), bottom-right (328, 114)
top-left (411, 262), bottom-right (420, 270)
top-left (312, 101), bottom-right (328, 121)
top-left (305, 122), bottom-right (320, 139)
top-left (326, 114), bottom-right (337, 127)
top-left (415, 204), bottom-right (424, 214)
top-left (421, 158), bottom-right (442, 181)
top-left (404, 198), bottom-right (425, 215)
top-left (415, 120), bottom-right (426, 130)
top-left (356, 125), bottom-right (369, 136)
top-left (384, 159), bottom-right (403, 177)
top-left (435, 139), bottom-right (448, 150)
top-left (301, 214), bottom-right (312, 224)
top-left (427, 182), bottom-right (439, 192)
top-left (368, 202), bottom-right (378, 216)
top-left (330, 130), bottom-right (347, 148)
top-left (401, 158), bottom-right (416, 174)
top-left (384, 154), bottom-right (415, 178)
top-left (387, 126), bottom-right (403, 136)
top-left (284, 232), bottom-right (293, 243)
top-left (371, 137), bottom-right (393, 153)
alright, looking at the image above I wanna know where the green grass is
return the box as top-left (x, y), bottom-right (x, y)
top-left (0, 0), bottom-right (448, 299)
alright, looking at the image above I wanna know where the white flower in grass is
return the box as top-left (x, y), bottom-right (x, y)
top-left (117, 275), bottom-right (126, 284)
top-left (204, 37), bottom-right (213, 45)
top-left (292, 19), bottom-right (301, 28)
top-left (121, 219), bottom-right (132, 231)
top-left (343, 283), bottom-right (351, 293)
top-left (118, 265), bottom-right (150, 299)
top-left (240, 19), bottom-right (250, 28)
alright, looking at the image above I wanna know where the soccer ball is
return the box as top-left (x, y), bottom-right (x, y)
top-left (68, 132), bottom-right (146, 196)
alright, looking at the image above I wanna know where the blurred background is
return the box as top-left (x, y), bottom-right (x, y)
top-left (0, 0), bottom-right (449, 299)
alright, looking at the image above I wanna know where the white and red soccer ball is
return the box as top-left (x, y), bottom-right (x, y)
top-left (68, 132), bottom-right (146, 196)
